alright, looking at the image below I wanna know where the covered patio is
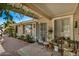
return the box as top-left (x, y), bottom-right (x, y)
top-left (0, 3), bottom-right (79, 56)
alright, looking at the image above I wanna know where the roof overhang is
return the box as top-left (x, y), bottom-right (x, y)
top-left (24, 3), bottom-right (78, 19)
top-left (1, 3), bottom-right (78, 20)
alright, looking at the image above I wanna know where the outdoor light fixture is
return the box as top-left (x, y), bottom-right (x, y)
top-left (74, 21), bottom-right (77, 28)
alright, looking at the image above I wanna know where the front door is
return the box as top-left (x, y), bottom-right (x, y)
top-left (53, 16), bottom-right (73, 41)
top-left (40, 23), bottom-right (47, 42)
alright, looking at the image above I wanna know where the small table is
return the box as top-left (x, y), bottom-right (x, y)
top-left (43, 42), bottom-right (49, 48)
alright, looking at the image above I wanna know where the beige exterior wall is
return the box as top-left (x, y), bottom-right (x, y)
top-left (15, 17), bottom-right (52, 41)
top-left (15, 20), bottom-right (37, 41)
top-left (16, 22), bottom-right (36, 35)
top-left (31, 22), bottom-right (37, 41)
top-left (38, 17), bottom-right (52, 29)
top-left (17, 25), bottom-right (23, 36)
top-left (73, 4), bottom-right (79, 41)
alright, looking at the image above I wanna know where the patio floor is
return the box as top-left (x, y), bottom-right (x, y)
top-left (0, 36), bottom-right (52, 56)
top-left (17, 43), bottom-right (52, 56)
top-left (0, 36), bottom-right (29, 56)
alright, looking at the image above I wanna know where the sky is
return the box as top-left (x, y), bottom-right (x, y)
top-left (0, 11), bottom-right (33, 25)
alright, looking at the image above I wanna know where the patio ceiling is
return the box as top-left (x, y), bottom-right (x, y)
top-left (24, 3), bottom-right (78, 19)
top-left (3, 3), bottom-right (78, 20)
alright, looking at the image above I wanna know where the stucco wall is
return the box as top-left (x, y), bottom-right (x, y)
top-left (17, 25), bottom-right (23, 36)
top-left (73, 4), bottom-right (79, 41)
top-left (38, 17), bottom-right (52, 30)
top-left (15, 17), bottom-right (52, 42)
top-left (16, 22), bottom-right (36, 35)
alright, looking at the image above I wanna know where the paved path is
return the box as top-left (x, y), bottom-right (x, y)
top-left (17, 43), bottom-right (52, 56)
top-left (0, 36), bottom-right (29, 56)
top-left (0, 36), bottom-right (52, 56)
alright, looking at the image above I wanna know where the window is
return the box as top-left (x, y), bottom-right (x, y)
top-left (25, 24), bottom-right (32, 35)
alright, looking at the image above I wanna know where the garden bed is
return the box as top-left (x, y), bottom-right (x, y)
top-left (16, 35), bottom-right (35, 43)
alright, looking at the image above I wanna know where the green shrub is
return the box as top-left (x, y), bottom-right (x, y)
top-left (20, 35), bottom-right (25, 40)
top-left (7, 27), bottom-right (14, 37)
top-left (25, 35), bottom-right (35, 43)
top-left (13, 29), bottom-right (17, 38)
top-left (16, 35), bottom-right (20, 39)
top-left (6, 27), bottom-right (17, 37)
top-left (16, 35), bottom-right (35, 43)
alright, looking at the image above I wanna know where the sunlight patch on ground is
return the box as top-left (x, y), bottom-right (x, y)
top-left (0, 44), bottom-right (5, 54)
top-left (16, 43), bottom-right (50, 56)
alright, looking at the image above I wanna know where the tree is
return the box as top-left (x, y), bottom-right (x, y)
top-left (0, 4), bottom-right (22, 37)
top-left (0, 3), bottom-right (37, 37)
top-left (0, 3), bottom-right (38, 19)
top-left (0, 24), bottom-right (3, 30)
top-left (3, 13), bottom-right (16, 37)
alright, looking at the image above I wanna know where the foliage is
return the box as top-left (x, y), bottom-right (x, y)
top-left (20, 35), bottom-right (25, 40)
top-left (16, 34), bottom-right (35, 43)
top-left (0, 4), bottom-right (26, 38)
top-left (12, 29), bottom-right (17, 38)
top-left (16, 36), bottom-right (21, 39)
top-left (5, 27), bottom-right (15, 37)
top-left (17, 35), bottom-right (26, 41)
top-left (0, 3), bottom-right (38, 19)
top-left (0, 4), bottom-right (13, 18)
top-left (25, 34), bottom-right (35, 43)
top-left (3, 18), bottom-right (16, 37)
top-left (0, 25), bottom-right (3, 30)
top-left (0, 4), bottom-right (12, 10)
top-left (0, 4), bottom-right (24, 20)
top-left (17, 34), bottom-right (35, 43)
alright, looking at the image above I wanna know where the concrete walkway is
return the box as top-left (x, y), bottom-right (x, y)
top-left (0, 36), bottom-right (52, 56)
top-left (17, 43), bottom-right (51, 56)
top-left (0, 36), bottom-right (29, 56)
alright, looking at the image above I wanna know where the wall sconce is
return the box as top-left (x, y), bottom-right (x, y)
top-left (74, 21), bottom-right (78, 28)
